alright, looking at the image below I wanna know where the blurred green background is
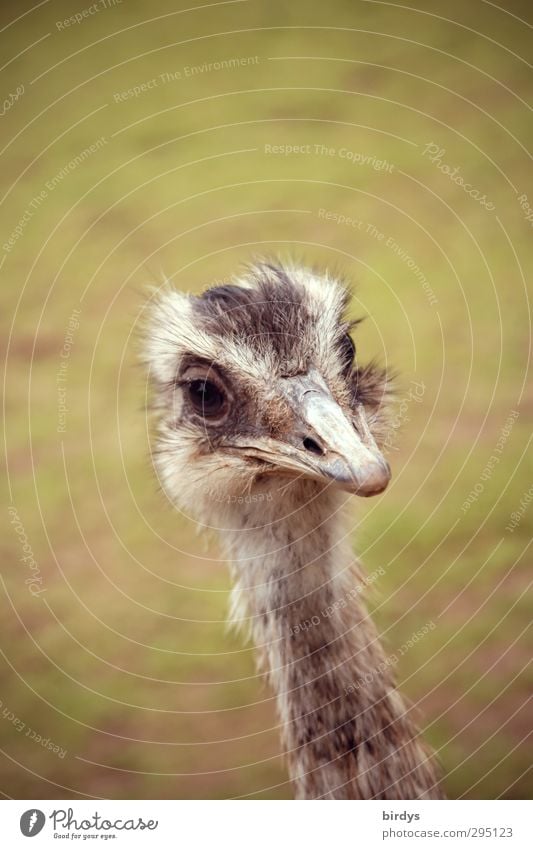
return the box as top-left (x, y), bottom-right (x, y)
top-left (1, 0), bottom-right (531, 799)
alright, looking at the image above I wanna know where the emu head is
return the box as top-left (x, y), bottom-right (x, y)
top-left (143, 261), bottom-right (393, 520)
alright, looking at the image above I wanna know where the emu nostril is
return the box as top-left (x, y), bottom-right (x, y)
top-left (303, 437), bottom-right (324, 456)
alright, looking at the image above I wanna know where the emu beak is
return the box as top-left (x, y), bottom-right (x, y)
top-left (291, 386), bottom-right (391, 496)
top-left (230, 372), bottom-right (391, 497)
top-left (278, 373), bottom-right (391, 496)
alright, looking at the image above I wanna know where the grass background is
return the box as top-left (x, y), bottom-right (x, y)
top-left (1, 0), bottom-right (531, 799)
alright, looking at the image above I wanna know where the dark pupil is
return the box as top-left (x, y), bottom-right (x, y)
top-left (340, 333), bottom-right (356, 373)
top-left (188, 379), bottom-right (224, 415)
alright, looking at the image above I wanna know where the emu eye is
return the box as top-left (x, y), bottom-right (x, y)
top-left (339, 333), bottom-right (356, 374)
top-left (187, 379), bottom-right (225, 417)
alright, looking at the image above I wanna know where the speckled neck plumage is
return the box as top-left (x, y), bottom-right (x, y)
top-left (224, 484), bottom-right (443, 799)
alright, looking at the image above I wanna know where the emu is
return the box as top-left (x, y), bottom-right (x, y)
top-left (142, 260), bottom-right (443, 799)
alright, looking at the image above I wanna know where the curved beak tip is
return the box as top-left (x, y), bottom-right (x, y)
top-left (332, 457), bottom-right (391, 497)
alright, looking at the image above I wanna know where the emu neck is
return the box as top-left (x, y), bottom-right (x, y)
top-left (223, 485), bottom-right (442, 800)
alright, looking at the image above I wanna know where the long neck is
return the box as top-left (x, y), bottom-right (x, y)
top-left (223, 485), bottom-right (443, 799)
